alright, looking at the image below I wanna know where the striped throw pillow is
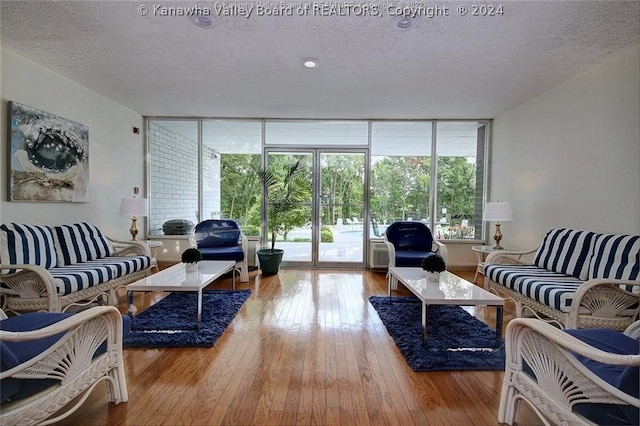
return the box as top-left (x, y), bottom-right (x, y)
top-left (589, 233), bottom-right (640, 282)
top-left (0, 223), bottom-right (58, 274)
top-left (533, 228), bottom-right (597, 280)
top-left (54, 223), bottom-right (114, 266)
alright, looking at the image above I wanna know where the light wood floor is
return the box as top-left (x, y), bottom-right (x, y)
top-left (59, 268), bottom-right (542, 426)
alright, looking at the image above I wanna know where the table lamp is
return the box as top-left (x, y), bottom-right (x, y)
top-left (484, 201), bottom-right (513, 249)
top-left (119, 187), bottom-right (148, 240)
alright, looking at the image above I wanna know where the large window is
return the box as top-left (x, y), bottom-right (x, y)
top-left (436, 122), bottom-right (486, 240)
top-left (370, 121), bottom-right (486, 240)
top-left (202, 120), bottom-right (262, 236)
top-left (370, 122), bottom-right (433, 226)
top-left (147, 119), bottom-right (261, 236)
top-left (146, 119), bottom-right (488, 242)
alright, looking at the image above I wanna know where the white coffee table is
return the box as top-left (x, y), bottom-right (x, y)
top-left (127, 260), bottom-right (235, 330)
top-left (387, 267), bottom-right (504, 346)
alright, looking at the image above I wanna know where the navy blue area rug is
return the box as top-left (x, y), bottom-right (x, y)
top-left (124, 289), bottom-right (251, 348)
top-left (369, 296), bottom-right (505, 371)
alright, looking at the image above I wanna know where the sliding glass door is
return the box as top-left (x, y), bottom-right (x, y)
top-left (265, 149), bottom-right (367, 268)
top-left (318, 151), bottom-right (367, 267)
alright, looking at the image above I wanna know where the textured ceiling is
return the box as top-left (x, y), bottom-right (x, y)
top-left (1, 1), bottom-right (639, 119)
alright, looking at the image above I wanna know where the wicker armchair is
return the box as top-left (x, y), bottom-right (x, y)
top-left (0, 306), bottom-right (128, 425)
top-left (499, 318), bottom-right (640, 425)
top-left (383, 221), bottom-right (447, 290)
top-left (194, 219), bottom-right (249, 283)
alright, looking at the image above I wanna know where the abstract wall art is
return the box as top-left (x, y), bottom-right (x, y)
top-left (8, 102), bottom-right (89, 202)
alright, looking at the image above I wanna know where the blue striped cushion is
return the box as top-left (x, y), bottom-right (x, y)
top-left (0, 223), bottom-right (58, 274)
top-left (589, 233), bottom-right (640, 291)
top-left (533, 229), bottom-right (596, 280)
top-left (485, 264), bottom-right (584, 312)
top-left (50, 256), bottom-right (151, 295)
top-left (54, 223), bottom-right (114, 266)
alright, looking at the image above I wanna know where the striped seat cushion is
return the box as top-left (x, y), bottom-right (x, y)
top-left (54, 223), bottom-right (114, 266)
top-left (533, 228), bottom-right (597, 280)
top-left (0, 223), bottom-right (58, 274)
top-left (50, 256), bottom-right (151, 296)
top-left (485, 264), bottom-right (584, 313)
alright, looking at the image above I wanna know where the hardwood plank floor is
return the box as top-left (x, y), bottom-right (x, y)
top-left (58, 269), bottom-right (543, 425)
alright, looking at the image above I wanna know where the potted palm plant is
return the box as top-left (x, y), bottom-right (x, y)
top-left (256, 159), bottom-right (308, 275)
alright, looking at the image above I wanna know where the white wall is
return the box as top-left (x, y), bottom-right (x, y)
top-left (147, 122), bottom-right (199, 235)
top-left (0, 48), bottom-right (145, 239)
top-left (492, 46), bottom-right (640, 249)
top-left (147, 121), bottom-right (221, 236)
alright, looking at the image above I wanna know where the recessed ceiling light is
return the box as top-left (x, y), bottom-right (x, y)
top-left (302, 58), bottom-right (319, 69)
top-left (392, 16), bottom-right (417, 31)
top-left (188, 14), bottom-right (217, 29)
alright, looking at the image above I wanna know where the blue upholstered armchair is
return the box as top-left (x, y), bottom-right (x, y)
top-left (194, 220), bottom-right (249, 282)
top-left (383, 221), bottom-right (448, 289)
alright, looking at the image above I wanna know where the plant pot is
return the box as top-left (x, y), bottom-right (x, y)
top-left (256, 249), bottom-right (284, 275)
top-left (425, 271), bottom-right (440, 283)
top-left (185, 262), bottom-right (199, 273)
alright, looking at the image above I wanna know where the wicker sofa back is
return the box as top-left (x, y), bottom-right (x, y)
top-left (0, 222), bottom-right (152, 313)
top-left (485, 228), bottom-right (639, 330)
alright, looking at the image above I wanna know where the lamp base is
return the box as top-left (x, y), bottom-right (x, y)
top-left (129, 216), bottom-right (139, 241)
top-left (492, 222), bottom-right (504, 250)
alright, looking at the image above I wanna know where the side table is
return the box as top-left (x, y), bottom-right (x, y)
top-left (144, 240), bottom-right (163, 272)
top-left (471, 245), bottom-right (517, 284)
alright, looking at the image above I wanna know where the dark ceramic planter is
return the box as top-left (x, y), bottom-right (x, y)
top-left (256, 249), bottom-right (284, 275)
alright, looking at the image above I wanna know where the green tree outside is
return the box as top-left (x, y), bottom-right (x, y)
top-left (218, 153), bottom-right (476, 240)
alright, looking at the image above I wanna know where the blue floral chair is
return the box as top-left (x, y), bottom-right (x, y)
top-left (194, 220), bottom-right (249, 283)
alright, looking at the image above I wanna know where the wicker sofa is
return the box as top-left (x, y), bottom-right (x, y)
top-left (0, 222), bottom-right (152, 313)
top-left (485, 228), bottom-right (639, 330)
top-left (0, 306), bottom-right (129, 425)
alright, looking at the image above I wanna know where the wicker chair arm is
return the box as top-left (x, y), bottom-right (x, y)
top-left (506, 318), bottom-right (640, 409)
top-left (0, 264), bottom-right (60, 312)
top-left (107, 237), bottom-right (150, 257)
top-left (506, 318), bottom-right (640, 367)
top-left (240, 231), bottom-right (248, 253)
top-left (0, 305), bottom-right (122, 344)
top-left (567, 279), bottom-right (640, 329)
top-left (433, 240), bottom-right (448, 262)
top-left (485, 248), bottom-right (537, 265)
top-left (382, 234), bottom-right (397, 268)
top-left (625, 320), bottom-right (640, 340)
top-left (0, 306), bottom-right (124, 377)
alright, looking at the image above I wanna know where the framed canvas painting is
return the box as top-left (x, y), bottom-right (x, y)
top-left (8, 102), bottom-right (89, 202)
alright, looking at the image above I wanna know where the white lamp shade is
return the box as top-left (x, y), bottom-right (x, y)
top-left (484, 202), bottom-right (513, 222)
top-left (119, 197), bottom-right (148, 217)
